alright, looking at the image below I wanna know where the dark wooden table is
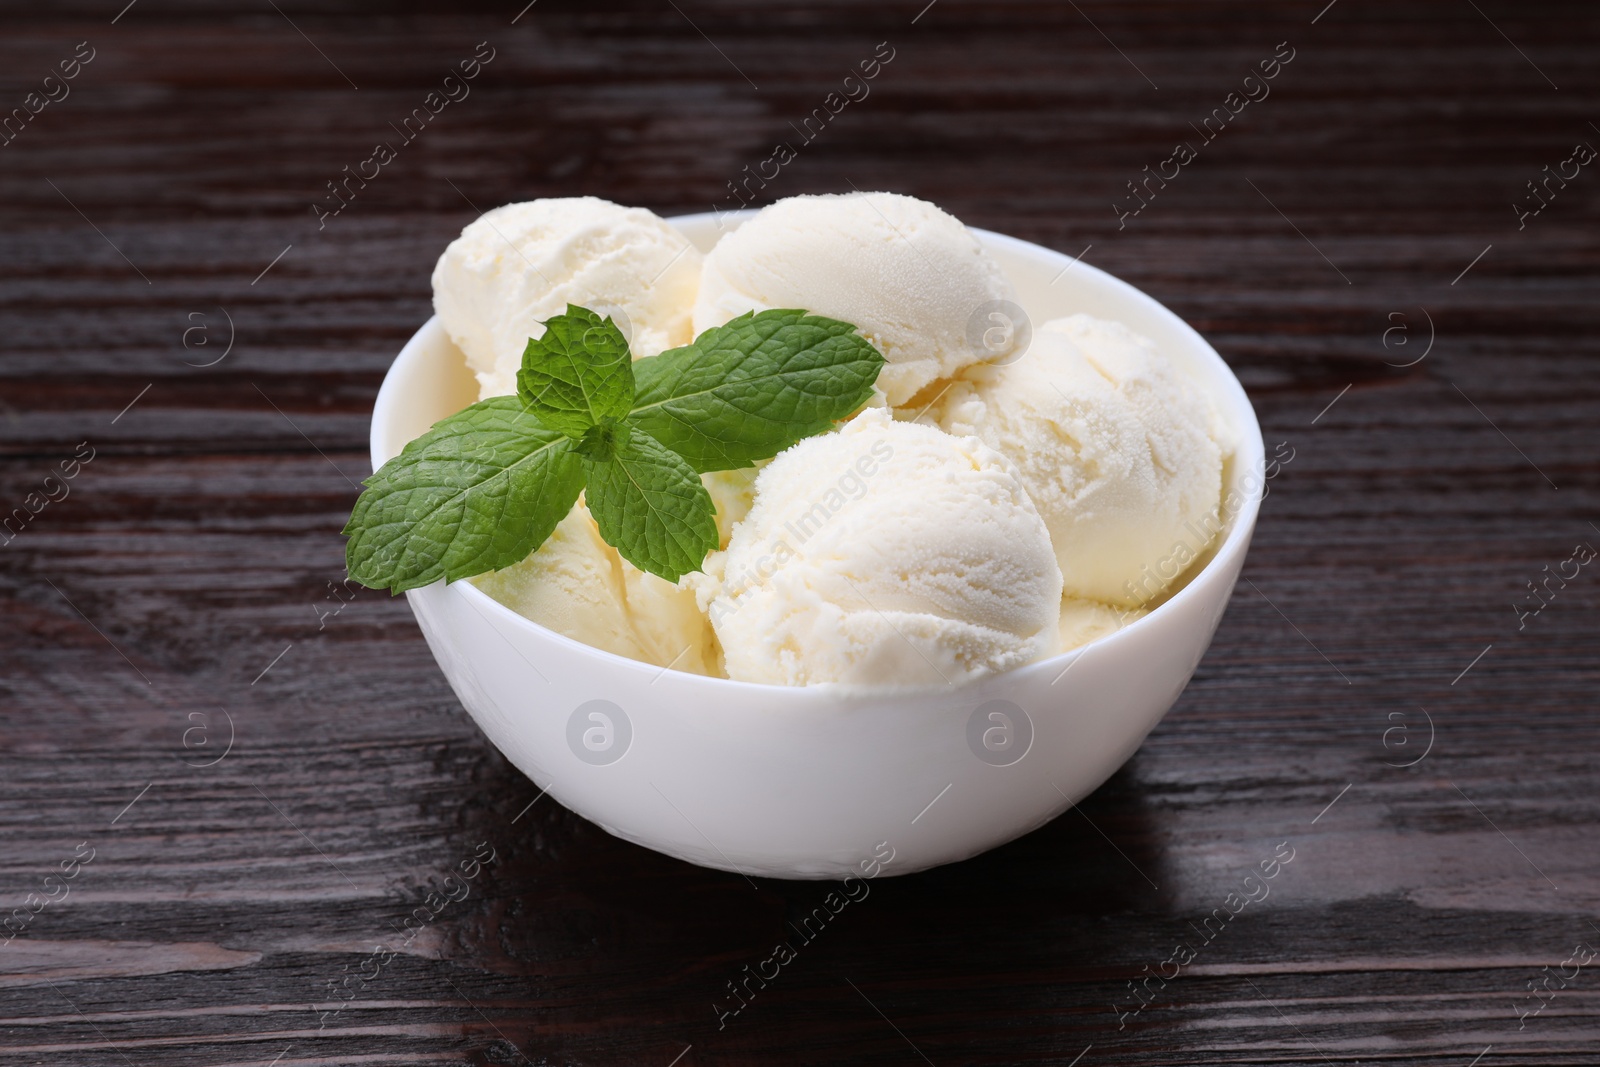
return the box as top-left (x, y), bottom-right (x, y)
top-left (3, 1), bottom-right (1597, 1063)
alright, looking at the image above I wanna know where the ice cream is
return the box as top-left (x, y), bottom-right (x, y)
top-left (932, 314), bottom-right (1224, 608)
top-left (432, 197), bottom-right (702, 399)
top-left (419, 191), bottom-right (1230, 684)
top-left (702, 465), bottom-right (763, 549)
top-left (693, 193), bottom-right (1019, 406)
top-left (472, 502), bottom-right (719, 675)
top-left (692, 408), bottom-right (1062, 686)
top-left (1058, 599), bottom-right (1144, 652)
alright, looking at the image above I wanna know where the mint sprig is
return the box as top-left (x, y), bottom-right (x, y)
top-left (345, 305), bottom-right (883, 589)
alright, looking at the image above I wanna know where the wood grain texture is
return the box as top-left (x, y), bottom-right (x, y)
top-left (1, 0), bottom-right (1598, 1063)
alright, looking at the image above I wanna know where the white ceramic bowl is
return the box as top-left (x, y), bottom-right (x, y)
top-left (372, 211), bottom-right (1264, 879)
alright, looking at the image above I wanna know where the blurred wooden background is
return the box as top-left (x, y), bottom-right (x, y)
top-left (1, 1), bottom-right (1597, 1063)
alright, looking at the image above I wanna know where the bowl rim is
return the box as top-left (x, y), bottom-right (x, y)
top-left (373, 211), bottom-right (1265, 698)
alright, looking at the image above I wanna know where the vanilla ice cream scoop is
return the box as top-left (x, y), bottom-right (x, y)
top-left (1058, 598), bottom-right (1144, 652)
top-left (933, 314), bottom-right (1225, 608)
top-left (433, 197), bottom-right (702, 399)
top-left (693, 193), bottom-right (1019, 406)
top-left (472, 502), bottom-right (719, 675)
top-left (694, 408), bottom-right (1062, 686)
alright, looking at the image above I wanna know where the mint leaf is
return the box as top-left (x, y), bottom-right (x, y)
top-left (516, 304), bottom-right (634, 439)
top-left (344, 396), bottom-right (584, 593)
top-left (629, 309), bottom-right (883, 472)
top-left (583, 424), bottom-right (718, 583)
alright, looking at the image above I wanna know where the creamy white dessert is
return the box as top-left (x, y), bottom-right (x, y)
top-left (432, 197), bottom-right (702, 400)
top-left (932, 314), bottom-right (1224, 608)
top-left (690, 409), bottom-right (1062, 686)
top-left (693, 192), bottom-right (1019, 406)
top-left (702, 465), bottom-right (763, 550)
top-left (432, 192), bottom-right (1229, 685)
top-left (471, 502), bottom-right (720, 676)
top-left (1059, 598), bottom-right (1144, 650)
